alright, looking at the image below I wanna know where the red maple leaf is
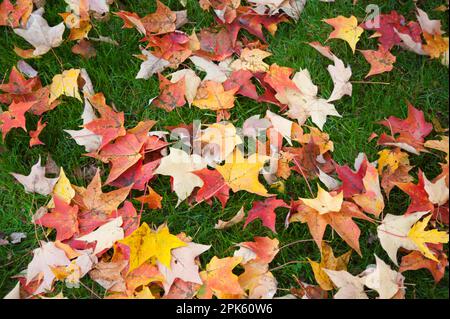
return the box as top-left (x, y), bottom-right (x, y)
top-left (244, 197), bottom-right (289, 233)
top-left (84, 93), bottom-right (126, 150)
top-left (35, 196), bottom-right (79, 241)
top-left (223, 70), bottom-right (259, 100)
top-left (377, 102), bottom-right (433, 153)
top-left (0, 100), bottom-right (35, 139)
top-left (193, 168), bottom-right (230, 208)
top-left (362, 11), bottom-right (422, 50)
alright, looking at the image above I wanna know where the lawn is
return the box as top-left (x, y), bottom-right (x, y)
top-left (0, 0), bottom-right (448, 299)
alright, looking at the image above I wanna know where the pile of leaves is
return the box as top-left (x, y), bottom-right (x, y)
top-left (0, 0), bottom-right (448, 299)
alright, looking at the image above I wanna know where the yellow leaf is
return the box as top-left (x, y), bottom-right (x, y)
top-left (47, 168), bottom-right (75, 208)
top-left (300, 185), bottom-right (343, 215)
top-left (119, 223), bottom-right (186, 272)
top-left (230, 48), bottom-right (272, 73)
top-left (216, 149), bottom-right (270, 197)
top-left (308, 242), bottom-right (352, 290)
top-left (408, 215), bottom-right (449, 262)
top-left (423, 32), bottom-right (449, 59)
top-left (192, 81), bottom-right (238, 111)
top-left (323, 15), bottom-right (364, 53)
top-left (49, 69), bottom-right (82, 104)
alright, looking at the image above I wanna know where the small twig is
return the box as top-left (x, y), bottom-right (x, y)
top-left (279, 239), bottom-right (321, 251)
top-left (269, 260), bottom-right (308, 272)
top-left (351, 81), bottom-right (390, 85)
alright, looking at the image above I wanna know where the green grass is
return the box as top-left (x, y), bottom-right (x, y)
top-left (0, 0), bottom-right (448, 299)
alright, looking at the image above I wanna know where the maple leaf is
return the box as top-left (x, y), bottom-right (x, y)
top-left (327, 55), bottom-right (352, 102)
top-left (362, 10), bottom-right (422, 50)
top-left (289, 186), bottom-right (373, 255)
top-left (135, 48), bottom-right (170, 80)
top-left (193, 168), bottom-right (230, 208)
top-left (323, 269), bottom-right (367, 299)
top-left (198, 256), bottom-right (245, 299)
top-left (194, 28), bottom-right (235, 61)
top-left (377, 102), bottom-right (433, 154)
top-left (148, 31), bottom-right (193, 68)
top-left (77, 217), bottom-right (124, 255)
top-left (377, 148), bottom-right (413, 197)
top-left (308, 41), bottom-right (335, 60)
top-left (0, 66), bottom-right (40, 98)
top-left (189, 56), bottom-right (229, 83)
top-left (230, 48), bottom-right (271, 73)
top-left (141, 1), bottom-right (177, 35)
top-left (90, 121), bottom-right (155, 185)
top-left (49, 68), bottom-right (82, 104)
top-left (29, 117), bottom-right (46, 147)
top-left (234, 236), bottom-right (279, 265)
top-left (0, 100), bottom-right (35, 139)
top-left (84, 93), bottom-right (126, 150)
top-left (26, 241), bottom-right (71, 294)
top-left (336, 155), bottom-right (384, 218)
top-left (308, 242), bottom-right (352, 291)
top-left (0, 0), bottom-right (32, 28)
top-left (244, 197), bottom-right (289, 233)
top-left (119, 223), bottom-right (186, 272)
top-left (238, 261), bottom-right (277, 299)
top-left (169, 69), bottom-right (201, 105)
top-left (154, 147), bottom-right (207, 205)
top-left (198, 122), bottom-right (243, 163)
top-left (89, 260), bottom-right (128, 292)
top-left (72, 39), bottom-right (97, 59)
top-left (192, 80), bottom-right (238, 112)
top-left (377, 211), bottom-right (438, 265)
top-left (225, 7), bottom-right (288, 45)
top-left (114, 11), bottom-right (146, 35)
top-left (64, 98), bottom-right (102, 152)
top-left (363, 255), bottom-right (404, 299)
top-left (72, 169), bottom-right (131, 234)
top-left (423, 32), bottom-right (449, 59)
top-left (407, 214), bottom-right (449, 262)
top-left (135, 186), bottom-right (163, 210)
top-left (360, 45), bottom-right (396, 78)
top-left (152, 74), bottom-right (186, 111)
top-left (13, 8), bottom-right (65, 56)
top-left (286, 68), bottom-right (341, 129)
top-left (113, 201), bottom-right (141, 237)
top-left (395, 170), bottom-right (435, 215)
top-left (10, 156), bottom-right (58, 195)
top-left (158, 242), bottom-right (211, 294)
top-left (399, 243), bottom-right (448, 283)
top-left (216, 149), bottom-right (271, 197)
top-left (223, 69), bottom-right (258, 100)
top-left (323, 15), bottom-right (363, 53)
top-left (416, 8), bottom-right (444, 35)
top-left (35, 196), bottom-right (79, 241)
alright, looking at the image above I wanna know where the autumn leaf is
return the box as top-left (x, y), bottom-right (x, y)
top-left (192, 81), bottom-right (238, 112)
top-left (84, 93), bottom-right (126, 150)
top-left (360, 45), bottom-right (396, 78)
top-left (198, 256), bottom-right (245, 299)
top-left (308, 242), bottom-right (352, 291)
top-left (29, 117), bottom-right (46, 147)
top-left (135, 186), bottom-right (163, 210)
top-left (407, 214), bottom-right (449, 262)
top-left (10, 156), bottom-right (58, 195)
top-left (35, 196), bottom-right (79, 241)
top-left (289, 186), bottom-right (373, 255)
top-left (323, 15), bottom-right (363, 53)
top-left (216, 149), bottom-right (271, 197)
top-left (0, 100), bottom-right (35, 139)
top-left (244, 197), bottom-right (289, 233)
top-left (49, 68), bottom-right (82, 104)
